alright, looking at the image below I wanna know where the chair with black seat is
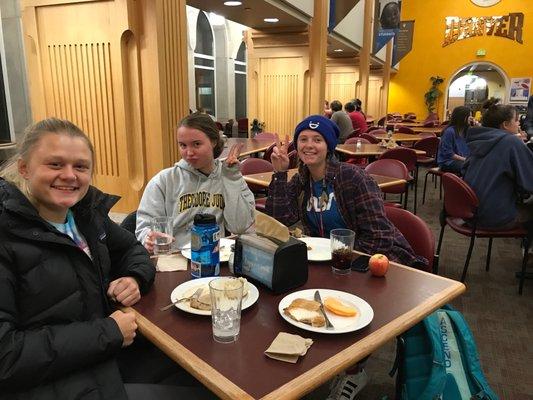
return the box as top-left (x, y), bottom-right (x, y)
top-left (360, 133), bottom-right (380, 144)
top-left (365, 159), bottom-right (410, 209)
top-left (237, 118), bottom-right (248, 137)
top-left (120, 211), bottom-right (137, 234)
top-left (379, 147), bottom-right (418, 213)
top-left (215, 122), bottom-right (224, 132)
top-left (240, 158), bottom-right (274, 211)
top-left (436, 173), bottom-right (530, 294)
top-left (385, 205), bottom-right (436, 273)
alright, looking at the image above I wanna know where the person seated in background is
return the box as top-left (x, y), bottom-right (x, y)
top-left (437, 106), bottom-right (472, 173)
top-left (0, 118), bottom-right (214, 399)
top-left (345, 101), bottom-right (368, 134)
top-left (463, 98), bottom-right (533, 232)
top-left (350, 98), bottom-right (367, 119)
top-left (324, 100), bottom-right (333, 118)
top-left (523, 94), bottom-right (533, 140)
top-left (136, 112), bottom-right (255, 252)
top-left (329, 100), bottom-right (353, 143)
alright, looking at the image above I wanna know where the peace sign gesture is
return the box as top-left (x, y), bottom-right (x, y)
top-left (271, 134), bottom-right (291, 172)
top-left (224, 143), bottom-right (243, 167)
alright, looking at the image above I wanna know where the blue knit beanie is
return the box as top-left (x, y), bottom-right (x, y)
top-left (294, 115), bottom-right (340, 152)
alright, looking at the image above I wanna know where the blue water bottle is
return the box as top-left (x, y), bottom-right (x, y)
top-left (190, 213), bottom-right (220, 278)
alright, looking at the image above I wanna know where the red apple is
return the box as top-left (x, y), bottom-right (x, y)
top-left (369, 253), bottom-right (389, 277)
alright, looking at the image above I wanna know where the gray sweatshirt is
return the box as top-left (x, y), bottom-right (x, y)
top-left (136, 159), bottom-right (255, 248)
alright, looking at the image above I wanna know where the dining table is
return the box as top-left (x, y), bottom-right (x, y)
top-left (128, 259), bottom-right (465, 399)
top-left (243, 168), bottom-right (408, 189)
top-left (371, 133), bottom-right (426, 143)
top-left (335, 143), bottom-right (426, 156)
top-left (218, 137), bottom-right (275, 160)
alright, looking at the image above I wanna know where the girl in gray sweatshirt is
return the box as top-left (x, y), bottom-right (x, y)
top-left (136, 113), bottom-right (255, 251)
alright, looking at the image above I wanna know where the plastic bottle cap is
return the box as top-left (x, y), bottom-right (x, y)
top-left (194, 213), bottom-right (216, 225)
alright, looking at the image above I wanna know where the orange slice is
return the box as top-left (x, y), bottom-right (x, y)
top-left (324, 297), bottom-right (357, 317)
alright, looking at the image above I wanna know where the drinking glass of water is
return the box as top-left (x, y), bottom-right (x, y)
top-left (150, 216), bottom-right (173, 255)
top-left (209, 277), bottom-right (244, 344)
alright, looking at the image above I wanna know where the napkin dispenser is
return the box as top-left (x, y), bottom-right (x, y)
top-left (232, 234), bottom-right (308, 294)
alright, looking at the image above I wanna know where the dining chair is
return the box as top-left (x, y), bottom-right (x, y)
top-left (397, 126), bottom-right (416, 135)
top-left (365, 159), bottom-right (410, 209)
top-left (379, 147), bottom-right (418, 213)
top-left (241, 158), bottom-right (274, 211)
top-left (360, 133), bottom-right (380, 144)
top-left (384, 205), bottom-right (436, 273)
top-left (366, 126), bottom-right (382, 133)
top-left (237, 118), bottom-right (248, 136)
top-left (413, 136), bottom-right (439, 188)
top-left (436, 173), bottom-right (530, 294)
top-left (262, 143), bottom-right (276, 162)
top-left (377, 116), bottom-right (387, 127)
top-left (120, 211), bottom-right (137, 234)
top-left (345, 129), bottom-right (361, 141)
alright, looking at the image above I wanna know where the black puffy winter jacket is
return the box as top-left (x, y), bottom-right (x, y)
top-left (0, 180), bottom-right (155, 399)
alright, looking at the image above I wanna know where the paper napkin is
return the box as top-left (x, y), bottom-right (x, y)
top-left (264, 332), bottom-right (313, 363)
top-left (155, 254), bottom-right (188, 272)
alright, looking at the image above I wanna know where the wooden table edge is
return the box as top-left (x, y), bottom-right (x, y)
top-left (129, 262), bottom-right (465, 400)
top-left (124, 307), bottom-right (254, 400)
top-left (244, 173), bottom-right (407, 189)
top-left (260, 277), bottom-right (466, 399)
top-left (335, 146), bottom-right (426, 156)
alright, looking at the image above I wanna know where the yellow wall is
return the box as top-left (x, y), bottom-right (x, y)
top-left (389, 0), bottom-right (533, 120)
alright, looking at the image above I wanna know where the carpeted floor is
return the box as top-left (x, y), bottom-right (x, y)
top-left (307, 172), bottom-right (533, 400)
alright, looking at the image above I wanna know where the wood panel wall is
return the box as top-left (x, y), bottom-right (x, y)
top-left (21, 0), bottom-right (189, 212)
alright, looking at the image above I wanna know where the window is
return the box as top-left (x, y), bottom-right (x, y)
top-left (0, 23), bottom-right (13, 143)
top-left (234, 42), bottom-right (247, 119)
top-left (194, 12), bottom-right (215, 116)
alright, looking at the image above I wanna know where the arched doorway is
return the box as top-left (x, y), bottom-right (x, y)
top-left (445, 62), bottom-right (508, 120)
top-left (194, 11), bottom-right (216, 116)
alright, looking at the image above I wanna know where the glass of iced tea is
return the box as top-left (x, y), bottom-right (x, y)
top-left (330, 229), bottom-right (355, 275)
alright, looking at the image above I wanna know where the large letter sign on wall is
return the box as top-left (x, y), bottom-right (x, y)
top-left (443, 12), bottom-right (524, 47)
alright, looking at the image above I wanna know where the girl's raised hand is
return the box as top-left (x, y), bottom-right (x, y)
top-left (271, 134), bottom-right (290, 172)
top-left (224, 143), bottom-right (243, 167)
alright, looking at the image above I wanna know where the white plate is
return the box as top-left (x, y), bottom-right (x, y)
top-left (298, 237), bottom-right (331, 261)
top-left (170, 277), bottom-right (259, 316)
top-left (181, 238), bottom-right (234, 262)
top-left (278, 289), bottom-right (374, 334)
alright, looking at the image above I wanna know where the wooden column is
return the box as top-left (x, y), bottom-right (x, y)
top-left (20, 0), bottom-right (189, 212)
top-left (380, 41), bottom-right (393, 118)
top-left (308, 0), bottom-right (328, 115)
top-left (357, 0), bottom-right (374, 112)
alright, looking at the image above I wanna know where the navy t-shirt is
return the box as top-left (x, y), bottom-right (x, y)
top-left (305, 179), bottom-right (346, 237)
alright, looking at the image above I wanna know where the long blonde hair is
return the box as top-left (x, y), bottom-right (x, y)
top-left (0, 118), bottom-right (95, 199)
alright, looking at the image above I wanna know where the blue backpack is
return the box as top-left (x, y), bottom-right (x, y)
top-left (391, 305), bottom-right (499, 400)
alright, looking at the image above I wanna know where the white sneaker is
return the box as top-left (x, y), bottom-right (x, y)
top-left (326, 370), bottom-right (368, 400)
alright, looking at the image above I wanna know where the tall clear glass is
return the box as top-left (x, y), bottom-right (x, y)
top-left (209, 277), bottom-right (244, 343)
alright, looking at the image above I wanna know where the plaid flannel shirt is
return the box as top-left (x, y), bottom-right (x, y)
top-left (266, 158), bottom-right (428, 269)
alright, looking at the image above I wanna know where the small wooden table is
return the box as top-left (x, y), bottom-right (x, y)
top-left (218, 138), bottom-right (275, 160)
top-left (130, 263), bottom-right (465, 399)
top-left (371, 133), bottom-right (425, 143)
top-left (336, 143), bottom-right (426, 156)
top-left (243, 169), bottom-right (407, 189)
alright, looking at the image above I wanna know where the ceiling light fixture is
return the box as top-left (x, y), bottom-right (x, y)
top-left (264, 18), bottom-right (279, 23)
top-left (224, 1), bottom-right (242, 6)
top-left (334, 48), bottom-right (343, 52)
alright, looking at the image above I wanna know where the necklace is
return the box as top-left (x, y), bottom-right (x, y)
top-left (310, 179), bottom-right (328, 238)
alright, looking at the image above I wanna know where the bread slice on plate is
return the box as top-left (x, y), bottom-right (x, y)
top-left (283, 298), bottom-right (326, 327)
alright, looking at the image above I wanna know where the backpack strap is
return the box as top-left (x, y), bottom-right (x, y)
top-left (446, 310), bottom-right (499, 400)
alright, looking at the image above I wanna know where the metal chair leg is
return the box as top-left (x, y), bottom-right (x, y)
top-left (423, 171), bottom-right (430, 204)
top-left (485, 238), bottom-right (493, 271)
top-left (519, 237), bottom-right (530, 295)
top-left (437, 225), bottom-right (445, 256)
top-left (460, 236), bottom-right (476, 282)
top-left (413, 169), bottom-right (418, 215)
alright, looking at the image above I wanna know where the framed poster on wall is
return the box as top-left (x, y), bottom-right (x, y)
top-left (509, 77), bottom-right (531, 102)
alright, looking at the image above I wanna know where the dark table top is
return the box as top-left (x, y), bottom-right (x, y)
top-left (130, 261), bottom-right (464, 399)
